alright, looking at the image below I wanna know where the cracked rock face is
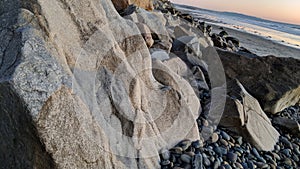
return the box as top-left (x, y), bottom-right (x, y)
top-left (220, 80), bottom-right (280, 151)
top-left (218, 49), bottom-right (300, 114)
top-left (0, 0), bottom-right (201, 168)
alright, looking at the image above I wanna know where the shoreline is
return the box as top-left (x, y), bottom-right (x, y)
top-left (209, 23), bottom-right (300, 59)
top-left (175, 4), bottom-right (300, 59)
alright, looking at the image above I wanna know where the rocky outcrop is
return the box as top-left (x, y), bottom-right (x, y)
top-left (0, 0), bottom-right (201, 168)
top-left (111, 0), bottom-right (154, 11)
top-left (220, 80), bottom-right (280, 151)
top-left (218, 49), bottom-right (300, 114)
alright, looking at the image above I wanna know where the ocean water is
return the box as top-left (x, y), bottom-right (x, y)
top-left (175, 4), bottom-right (300, 50)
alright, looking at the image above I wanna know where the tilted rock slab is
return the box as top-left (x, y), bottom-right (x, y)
top-left (218, 49), bottom-right (300, 114)
top-left (0, 0), bottom-right (200, 168)
top-left (220, 80), bottom-right (280, 151)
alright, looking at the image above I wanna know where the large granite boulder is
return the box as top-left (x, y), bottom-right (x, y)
top-left (0, 0), bottom-right (200, 168)
top-left (218, 49), bottom-right (300, 114)
top-left (220, 80), bottom-right (280, 151)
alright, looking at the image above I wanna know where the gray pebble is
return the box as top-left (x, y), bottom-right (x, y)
top-left (213, 159), bottom-right (221, 169)
top-left (192, 140), bottom-right (203, 149)
top-left (161, 160), bottom-right (171, 166)
top-left (281, 149), bottom-right (292, 157)
top-left (192, 154), bottom-right (203, 169)
top-left (181, 154), bottom-right (192, 163)
top-left (221, 131), bottom-right (230, 141)
top-left (161, 149), bottom-right (170, 160)
top-left (203, 157), bottom-right (211, 166)
top-left (227, 152), bottom-right (238, 163)
top-left (252, 147), bottom-right (260, 158)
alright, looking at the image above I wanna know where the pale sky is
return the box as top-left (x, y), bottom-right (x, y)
top-left (171, 0), bottom-right (300, 25)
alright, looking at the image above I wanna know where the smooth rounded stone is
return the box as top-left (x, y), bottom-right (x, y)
top-left (184, 151), bottom-right (195, 157)
top-left (214, 146), bottom-right (227, 157)
top-left (269, 164), bottom-right (276, 169)
top-left (257, 156), bottom-right (266, 163)
top-left (202, 126), bottom-right (214, 139)
top-left (183, 164), bottom-right (192, 169)
top-left (210, 156), bottom-right (215, 163)
top-left (220, 139), bottom-right (229, 146)
top-left (283, 158), bottom-right (292, 166)
top-left (280, 137), bottom-right (293, 149)
top-left (171, 147), bottom-right (183, 155)
top-left (161, 149), bottom-right (171, 160)
top-left (211, 132), bottom-right (219, 143)
top-left (248, 161), bottom-right (255, 169)
top-left (223, 164), bottom-right (232, 169)
top-left (292, 154), bottom-right (299, 162)
top-left (281, 149), bottom-right (292, 157)
top-left (252, 148), bottom-right (260, 158)
top-left (161, 160), bottom-right (171, 166)
top-left (274, 145), bottom-right (281, 151)
top-left (192, 140), bottom-right (203, 149)
top-left (213, 159), bottom-right (221, 169)
top-left (236, 137), bottom-right (243, 145)
top-left (203, 157), bottom-right (211, 166)
top-left (227, 152), bottom-right (238, 163)
top-left (271, 152), bottom-right (281, 161)
top-left (202, 119), bottom-right (209, 127)
top-left (179, 139), bottom-right (192, 151)
top-left (205, 148), bottom-right (216, 156)
top-left (241, 162), bottom-right (249, 169)
top-left (162, 166), bottom-right (169, 169)
top-left (192, 154), bottom-right (203, 169)
top-left (174, 167), bottom-right (184, 169)
top-left (293, 147), bottom-right (300, 155)
top-left (292, 143), bottom-right (299, 150)
top-left (255, 162), bottom-right (268, 168)
top-left (235, 162), bottom-right (243, 169)
top-left (235, 147), bottom-right (244, 155)
top-left (247, 154), bottom-right (257, 160)
top-left (181, 154), bottom-right (192, 163)
top-left (220, 131), bottom-right (230, 141)
top-left (170, 155), bottom-right (176, 162)
top-left (228, 141), bottom-right (235, 147)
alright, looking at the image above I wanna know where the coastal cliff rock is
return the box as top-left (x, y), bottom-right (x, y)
top-left (220, 80), bottom-right (280, 151)
top-left (0, 0), bottom-right (201, 168)
top-left (218, 49), bottom-right (300, 114)
top-left (111, 0), bottom-right (154, 11)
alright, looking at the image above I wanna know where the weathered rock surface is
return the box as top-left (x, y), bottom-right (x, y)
top-left (220, 80), bottom-right (280, 151)
top-left (218, 49), bottom-right (300, 114)
top-left (136, 23), bottom-right (154, 48)
top-left (125, 8), bottom-right (172, 52)
top-left (0, 0), bottom-right (200, 168)
top-left (111, 0), bottom-right (154, 11)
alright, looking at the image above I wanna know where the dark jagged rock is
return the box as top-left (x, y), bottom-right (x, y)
top-left (218, 49), bottom-right (300, 114)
